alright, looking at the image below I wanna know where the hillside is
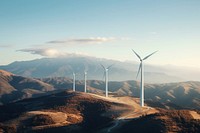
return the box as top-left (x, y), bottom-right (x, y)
top-left (0, 70), bottom-right (54, 105)
top-left (0, 91), bottom-right (199, 133)
top-left (0, 69), bottom-right (199, 110)
top-left (41, 78), bottom-right (200, 110)
top-left (0, 56), bottom-right (182, 83)
top-left (112, 109), bottom-right (200, 133)
top-left (0, 91), bottom-right (134, 133)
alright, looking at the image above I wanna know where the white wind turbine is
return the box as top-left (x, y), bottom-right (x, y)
top-left (101, 64), bottom-right (114, 97)
top-left (132, 50), bottom-right (157, 107)
top-left (84, 71), bottom-right (87, 93)
top-left (72, 72), bottom-right (76, 91)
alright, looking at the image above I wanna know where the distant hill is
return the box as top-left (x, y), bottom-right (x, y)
top-left (0, 70), bottom-right (54, 105)
top-left (0, 55), bottom-right (183, 83)
top-left (0, 69), bottom-right (199, 109)
top-left (41, 77), bottom-right (200, 110)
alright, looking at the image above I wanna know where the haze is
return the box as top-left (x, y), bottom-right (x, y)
top-left (0, 0), bottom-right (200, 70)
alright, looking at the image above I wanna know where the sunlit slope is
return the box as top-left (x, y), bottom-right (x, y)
top-left (0, 91), bottom-right (135, 133)
top-left (0, 70), bottom-right (54, 104)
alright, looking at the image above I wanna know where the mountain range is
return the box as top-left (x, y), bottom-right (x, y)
top-left (41, 77), bottom-right (200, 110)
top-left (0, 70), bottom-right (54, 105)
top-left (0, 70), bottom-right (200, 109)
top-left (0, 70), bottom-right (200, 132)
top-left (1, 55), bottom-right (198, 83)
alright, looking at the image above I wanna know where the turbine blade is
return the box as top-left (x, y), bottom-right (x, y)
top-left (132, 49), bottom-right (142, 60)
top-left (100, 64), bottom-right (106, 70)
top-left (107, 63), bottom-right (115, 69)
top-left (102, 71), bottom-right (106, 81)
top-left (136, 63), bottom-right (142, 79)
top-left (143, 51), bottom-right (158, 60)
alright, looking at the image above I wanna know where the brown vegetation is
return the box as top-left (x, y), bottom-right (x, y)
top-left (116, 109), bottom-right (200, 133)
top-left (0, 90), bottom-right (199, 133)
top-left (0, 123), bottom-right (17, 133)
top-left (31, 114), bottom-right (55, 126)
top-left (0, 91), bottom-right (123, 132)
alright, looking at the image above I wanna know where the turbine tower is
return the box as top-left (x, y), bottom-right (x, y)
top-left (84, 71), bottom-right (87, 93)
top-left (101, 64), bottom-right (114, 97)
top-left (132, 50), bottom-right (157, 107)
top-left (73, 72), bottom-right (76, 91)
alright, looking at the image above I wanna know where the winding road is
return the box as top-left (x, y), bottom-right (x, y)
top-left (107, 107), bottom-right (151, 133)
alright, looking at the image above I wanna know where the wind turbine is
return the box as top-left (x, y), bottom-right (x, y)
top-left (132, 50), bottom-right (157, 107)
top-left (84, 71), bottom-right (87, 93)
top-left (72, 72), bottom-right (76, 91)
top-left (101, 64), bottom-right (114, 97)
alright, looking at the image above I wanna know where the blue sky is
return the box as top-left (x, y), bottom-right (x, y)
top-left (0, 0), bottom-right (200, 68)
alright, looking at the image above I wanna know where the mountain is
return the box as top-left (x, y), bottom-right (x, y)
top-left (144, 81), bottom-right (200, 110)
top-left (0, 55), bottom-right (183, 83)
top-left (0, 69), bottom-right (199, 109)
top-left (109, 81), bottom-right (200, 109)
top-left (0, 70), bottom-right (54, 105)
top-left (0, 70), bottom-right (199, 132)
top-left (41, 78), bottom-right (200, 110)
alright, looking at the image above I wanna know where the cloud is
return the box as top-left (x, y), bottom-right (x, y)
top-left (17, 48), bottom-right (93, 58)
top-left (17, 48), bottom-right (65, 57)
top-left (47, 37), bottom-right (117, 44)
top-left (0, 45), bottom-right (13, 48)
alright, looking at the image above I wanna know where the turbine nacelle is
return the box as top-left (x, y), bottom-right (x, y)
top-left (132, 50), bottom-right (157, 79)
top-left (101, 64), bottom-right (114, 71)
top-left (132, 49), bottom-right (157, 62)
top-left (100, 63), bottom-right (114, 97)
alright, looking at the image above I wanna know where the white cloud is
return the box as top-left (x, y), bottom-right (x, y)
top-left (17, 48), bottom-right (92, 58)
top-left (17, 48), bottom-right (65, 57)
top-left (47, 37), bottom-right (117, 44)
top-left (0, 45), bottom-right (13, 48)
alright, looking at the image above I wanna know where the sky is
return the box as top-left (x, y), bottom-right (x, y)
top-left (0, 0), bottom-right (200, 68)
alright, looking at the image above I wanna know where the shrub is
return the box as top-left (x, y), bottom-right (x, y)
top-left (0, 123), bottom-right (17, 133)
top-left (32, 114), bottom-right (55, 126)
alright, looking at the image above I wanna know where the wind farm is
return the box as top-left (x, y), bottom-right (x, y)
top-left (0, 51), bottom-right (200, 133)
top-left (0, 0), bottom-right (200, 133)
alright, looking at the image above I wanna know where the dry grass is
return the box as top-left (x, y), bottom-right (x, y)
top-left (190, 111), bottom-right (200, 120)
top-left (32, 114), bottom-right (55, 126)
top-left (116, 109), bottom-right (200, 133)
